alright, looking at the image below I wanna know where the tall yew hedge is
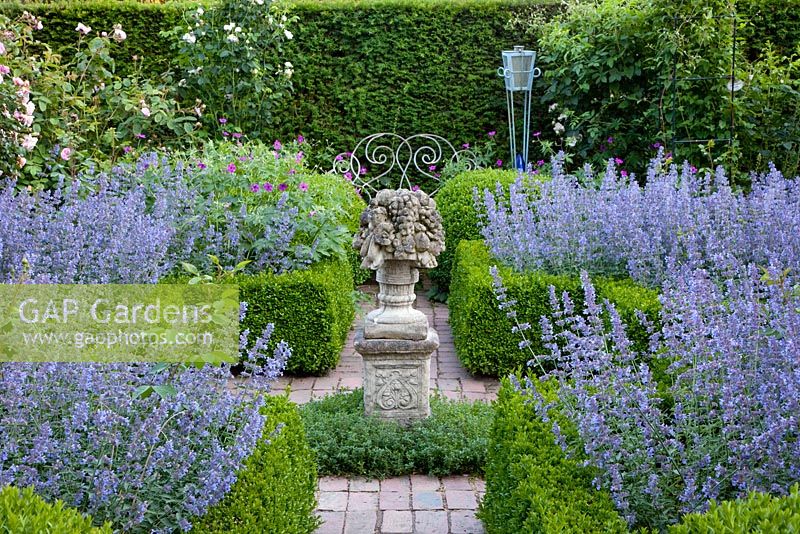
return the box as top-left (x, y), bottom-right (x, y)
top-left (1, 0), bottom-right (796, 163)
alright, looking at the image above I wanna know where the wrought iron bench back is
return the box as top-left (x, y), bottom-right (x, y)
top-left (331, 133), bottom-right (479, 198)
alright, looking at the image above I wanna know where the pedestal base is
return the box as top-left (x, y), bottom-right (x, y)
top-left (354, 328), bottom-right (439, 425)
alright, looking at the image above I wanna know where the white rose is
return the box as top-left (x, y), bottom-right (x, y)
top-left (112, 24), bottom-right (127, 43)
top-left (75, 23), bottom-right (91, 35)
top-left (284, 29), bottom-right (293, 40)
top-left (21, 134), bottom-right (38, 151)
top-left (224, 22), bottom-right (235, 32)
top-left (553, 122), bottom-right (565, 135)
top-left (227, 34), bottom-right (239, 43)
top-left (24, 101), bottom-right (35, 116)
top-left (182, 32), bottom-right (196, 44)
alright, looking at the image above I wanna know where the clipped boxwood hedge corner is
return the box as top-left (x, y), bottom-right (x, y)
top-left (669, 483), bottom-right (800, 533)
top-left (192, 394), bottom-right (320, 534)
top-left (479, 378), bottom-right (627, 534)
top-left (430, 168), bottom-right (518, 292)
top-left (449, 240), bottom-right (660, 377)
top-left (0, 485), bottom-right (112, 534)
top-left (237, 259), bottom-right (354, 375)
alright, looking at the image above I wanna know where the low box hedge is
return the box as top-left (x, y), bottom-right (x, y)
top-left (236, 259), bottom-right (354, 375)
top-left (670, 484), bottom-right (800, 533)
top-left (479, 378), bottom-right (627, 533)
top-left (429, 168), bottom-right (519, 292)
top-left (192, 394), bottom-right (320, 534)
top-left (0, 486), bottom-right (112, 534)
top-left (449, 240), bottom-right (660, 377)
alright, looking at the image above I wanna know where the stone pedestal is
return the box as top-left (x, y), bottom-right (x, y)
top-left (364, 260), bottom-right (428, 341)
top-left (355, 328), bottom-right (439, 425)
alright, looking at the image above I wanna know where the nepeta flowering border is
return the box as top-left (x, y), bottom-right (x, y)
top-left (480, 151), bottom-right (800, 287)
top-left (486, 153), bottom-right (800, 528)
top-left (0, 302), bottom-right (289, 533)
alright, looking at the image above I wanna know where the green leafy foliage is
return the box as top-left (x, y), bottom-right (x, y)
top-left (0, 8), bottom-right (199, 189)
top-left (236, 259), bottom-right (354, 375)
top-left (192, 394), bottom-right (320, 534)
top-left (300, 389), bottom-right (493, 478)
top-left (164, 0), bottom-right (296, 137)
top-left (478, 378), bottom-right (627, 534)
top-left (670, 484), bottom-right (800, 534)
top-left (449, 240), bottom-right (660, 376)
top-left (0, 486), bottom-right (112, 534)
top-left (429, 168), bottom-right (518, 293)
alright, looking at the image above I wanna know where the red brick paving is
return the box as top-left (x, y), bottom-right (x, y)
top-left (287, 283), bottom-right (495, 533)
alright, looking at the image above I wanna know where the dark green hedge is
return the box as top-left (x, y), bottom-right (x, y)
top-left (0, 486), bottom-right (112, 534)
top-left (4, 0), bottom-right (797, 167)
top-left (738, 0), bottom-right (800, 60)
top-left (1, 0), bottom-right (558, 162)
top-left (430, 168), bottom-right (518, 292)
top-left (0, 1), bottom-right (189, 76)
top-left (479, 378), bottom-right (627, 533)
top-left (670, 484), bottom-right (800, 534)
top-left (193, 394), bottom-right (320, 534)
top-left (449, 240), bottom-right (660, 377)
top-left (274, 0), bottom-right (558, 165)
top-left (237, 259), bottom-right (354, 375)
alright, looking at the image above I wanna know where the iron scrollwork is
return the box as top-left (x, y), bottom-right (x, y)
top-left (331, 133), bottom-right (479, 198)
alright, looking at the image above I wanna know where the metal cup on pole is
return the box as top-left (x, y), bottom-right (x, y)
top-left (498, 46), bottom-right (541, 171)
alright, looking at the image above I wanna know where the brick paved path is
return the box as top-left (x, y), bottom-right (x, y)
top-left (270, 284), bottom-right (499, 404)
top-left (271, 284), bottom-right (497, 533)
top-left (315, 475), bottom-right (485, 534)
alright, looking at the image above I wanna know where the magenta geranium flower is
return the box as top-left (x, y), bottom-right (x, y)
top-left (249, 183), bottom-right (260, 192)
top-left (278, 183), bottom-right (288, 191)
top-left (219, 117), bottom-right (227, 124)
top-left (227, 163), bottom-right (237, 173)
top-left (614, 157), bottom-right (624, 165)
top-left (488, 131), bottom-right (496, 137)
top-left (263, 182), bottom-right (274, 192)
top-left (299, 182), bottom-right (308, 192)
top-left (274, 140), bottom-right (282, 151)
top-left (344, 171), bottom-right (353, 181)
top-left (297, 135), bottom-right (305, 144)
top-left (496, 159), bottom-right (502, 167)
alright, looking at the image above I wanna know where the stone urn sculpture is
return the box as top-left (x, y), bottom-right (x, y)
top-left (353, 189), bottom-right (444, 424)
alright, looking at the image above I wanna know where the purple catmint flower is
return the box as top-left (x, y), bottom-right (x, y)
top-left (486, 152), bottom-right (800, 529)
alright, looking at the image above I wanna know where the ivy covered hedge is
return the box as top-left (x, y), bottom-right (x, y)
top-left (237, 259), bottom-right (355, 375)
top-left (430, 168), bottom-right (518, 292)
top-left (192, 394), bottom-right (320, 534)
top-left (449, 240), bottom-right (660, 377)
top-left (479, 378), bottom-right (627, 533)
